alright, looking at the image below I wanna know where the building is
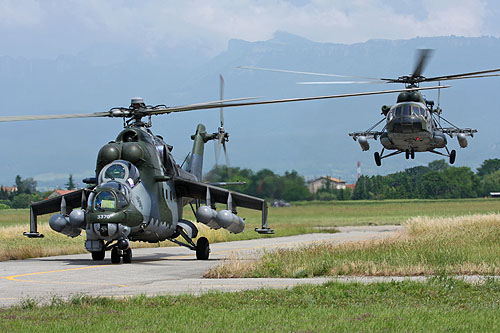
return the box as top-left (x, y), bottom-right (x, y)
top-left (47, 189), bottom-right (75, 199)
top-left (0, 186), bottom-right (17, 193)
top-left (307, 176), bottom-right (346, 194)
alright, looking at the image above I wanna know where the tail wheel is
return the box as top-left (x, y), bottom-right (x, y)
top-left (196, 237), bottom-right (210, 260)
top-left (449, 150), bottom-right (456, 164)
top-left (111, 247), bottom-right (121, 264)
top-left (374, 152), bottom-right (382, 166)
top-left (122, 248), bottom-right (132, 264)
top-left (91, 250), bottom-right (105, 261)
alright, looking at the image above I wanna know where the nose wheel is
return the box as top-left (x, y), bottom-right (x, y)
top-left (111, 246), bottom-right (132, 264)
top-left (405, 149), bottom-right (415, 159)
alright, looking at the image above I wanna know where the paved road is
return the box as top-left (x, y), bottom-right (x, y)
top-left (0, 226), bottom-right (401, 307)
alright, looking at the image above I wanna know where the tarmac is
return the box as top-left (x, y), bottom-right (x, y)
top-left (0, 225), bottom-right (402, 307)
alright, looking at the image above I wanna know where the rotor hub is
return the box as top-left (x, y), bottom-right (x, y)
top-left (130, 97), bottom-right (146, 109)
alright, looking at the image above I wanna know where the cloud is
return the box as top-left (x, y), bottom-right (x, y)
top-left (0, 0), bottom-right (492, 58)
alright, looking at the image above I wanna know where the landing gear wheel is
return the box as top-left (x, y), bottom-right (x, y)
top-left (449, 150), bottom-right (456, 164)
top-left (122, 248), bottom-right (132, 264)
top-left (374, 152), bottom-right (382, 166)
top-left (111, 247), bottom-right (121, 264)
top-left (91, 250), bottom-right (105, 261)
top-left (405, 149), bottom-right (410, 159)
top-left (410, 149), bottom-right (415, 159)
top-left (196, 237), bottom-right (210, 260)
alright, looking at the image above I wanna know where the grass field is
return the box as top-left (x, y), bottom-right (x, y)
top-left (207, 213), bottom-right (500, 278)
top-left (1, 198), bottom-right (499, 261)
top-left (2, 278), bottom-right (500, 331)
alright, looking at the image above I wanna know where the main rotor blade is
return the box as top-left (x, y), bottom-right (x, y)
top-left (237, 65), bottom-right (381, 81)
top-left (298, 80), bottom-right (388, 85)
top-left (219, 74), bottom-right (225, 127)
top-left (152, 85), bottom-right (449, 114)
top-left (423, 68), bottom-right (500, 82)
top-left (0, 112), bottom-right (110, 122)
top-left (411, 49), bottom-right (433, 79)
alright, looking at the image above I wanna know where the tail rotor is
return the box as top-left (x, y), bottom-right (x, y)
top-left (214, 74), bottom-right (231, 178)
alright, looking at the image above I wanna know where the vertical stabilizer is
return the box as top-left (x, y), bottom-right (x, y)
top-left (189, 124), bottom-right (216, 181)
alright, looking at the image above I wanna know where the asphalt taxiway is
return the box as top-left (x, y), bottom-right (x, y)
top-left (0, 225), bottom-right (401, 307)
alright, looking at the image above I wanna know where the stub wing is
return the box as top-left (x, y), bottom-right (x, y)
top-left (349, 131), bottom-right (385, 140)
top-left (173, 177), bottom-right (273, 234)
top-left (441, 128), bottom-right (477, 137)
top-left (24, 188), bottom-right (92, 238)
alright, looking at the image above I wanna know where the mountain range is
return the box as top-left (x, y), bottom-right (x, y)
top-left (1, 32), bottom-right (499, 188)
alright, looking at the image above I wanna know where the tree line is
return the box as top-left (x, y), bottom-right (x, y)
top-left (352, 158), bottom-right (500, 200)
top-left (1, 159), bottom-right (499, 209)
top-left (0, 174), bottom-right (76, 209)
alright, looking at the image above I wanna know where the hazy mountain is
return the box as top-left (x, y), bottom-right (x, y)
top-left (0, 32), bottom-right (499, 188)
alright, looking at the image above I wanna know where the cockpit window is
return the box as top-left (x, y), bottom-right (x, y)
top-left (93, 187), bottom-right (128, 212)
top-left (402, 104), bottom-right (411, 116)
top-left (99, 160), bottom-right (141, 186)
top-left (94, 191), bottom-right (116, 211)
top-left (395, 106), bottom-right (402, 117)
top-left (105, 164), bottom-right (126, 179)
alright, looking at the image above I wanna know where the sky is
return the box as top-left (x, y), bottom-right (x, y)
top-left (0, 0), bottom-right (499, 59)
top-left (1, 0), bottom-right (500, 188)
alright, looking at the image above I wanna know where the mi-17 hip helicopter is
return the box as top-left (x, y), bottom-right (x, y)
top-left (2, 77), bottom-right (444, 263)
top-left (239, 49), bottom-right (500, 166)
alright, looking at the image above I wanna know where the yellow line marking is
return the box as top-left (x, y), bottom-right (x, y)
top-left (0, 265), bottom-right (128, 288)
top-left (0, 233), bottom-right (379, 287)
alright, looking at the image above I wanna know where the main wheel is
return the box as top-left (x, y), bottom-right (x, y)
top-left (122, 248), bottom-right (132, 264)
top-left (111, 247), bottom-right (121, 264)
top-left (405, 149), bottom-right (410, 159)
top-left (196, 237), bottom-right (210, 260)
top-left (449, 150), bottom-right (456, 164)
top-left (91, 250), bottom-right (105, 261)
top-left (374, 152), bottom-right (382, 166)
top-left (410, 149), bottom-right (415, 159)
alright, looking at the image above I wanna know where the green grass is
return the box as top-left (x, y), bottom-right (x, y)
top-left (1, 198), bottom-right (499, 261)
top-left (2, 279), bottom-right (500, 332)
top-left (208, 213), bottom-right (500, 278)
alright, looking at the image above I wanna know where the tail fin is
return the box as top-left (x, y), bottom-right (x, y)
top-left (189, 124), bottom-right (216, 181)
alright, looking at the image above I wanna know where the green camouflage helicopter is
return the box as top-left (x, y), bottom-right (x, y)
top-left (2, 77), bottom-right (445, 263)
top-left (239, 49), bottom-right (500, 166)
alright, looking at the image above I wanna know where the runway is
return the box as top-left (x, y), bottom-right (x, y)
top-left (0, 225), bottom-right (401, 307)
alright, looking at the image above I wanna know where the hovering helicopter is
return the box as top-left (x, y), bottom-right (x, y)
top-left (239, 49), bottom-right (500, 166)
top-left (3, 77), bottom-right (445, 263)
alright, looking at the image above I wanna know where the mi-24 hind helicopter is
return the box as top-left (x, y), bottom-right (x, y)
top-left (239, 49), bottom-right (500, 166)
top-left (2, 78), bottom-right (444, 264)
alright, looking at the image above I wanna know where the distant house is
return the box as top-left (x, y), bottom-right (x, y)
top-left (1, 186), bottom-right (17, 193)
top-left (345, 184), bottom-right (356, 191)
top-left (47, 189), bottom-right (75, 199)
top-left (307, 176), bottom-right (346, 194)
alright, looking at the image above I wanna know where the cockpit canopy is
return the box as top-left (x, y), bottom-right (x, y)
top-left (387, 103), bottom-right (428, 134)
top-left (389, 103), bottom-right (428, 119)
top-left (98, 160), bottom-right (140, 187)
